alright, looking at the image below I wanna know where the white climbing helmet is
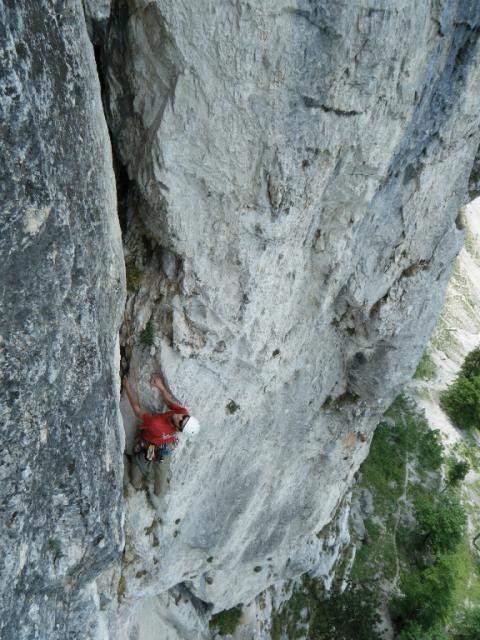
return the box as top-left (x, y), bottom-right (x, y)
top-left (182, 415), bottom-right (201, 437)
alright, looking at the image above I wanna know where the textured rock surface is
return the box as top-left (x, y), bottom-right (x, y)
top-left (3, 1), bottom-right (480, 639)
top-left (100, 0), bottom-right (480, 632)
top-left (0, 1), bottom-right (124, 638)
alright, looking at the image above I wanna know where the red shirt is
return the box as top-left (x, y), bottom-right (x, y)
top-left (140, 401), bottom-right (189, 445)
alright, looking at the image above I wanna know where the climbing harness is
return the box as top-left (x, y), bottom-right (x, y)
top-left (134, 439), bottom-right (172, 464)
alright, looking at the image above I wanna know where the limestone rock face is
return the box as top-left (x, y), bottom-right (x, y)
top-left (0, 2), bottom-right (125, 638)
top-left (101, 0), bottom-right (480, 628)
top-left (3, 0), bottom-right (480, 638)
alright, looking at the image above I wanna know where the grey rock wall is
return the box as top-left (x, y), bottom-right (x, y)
top-left (3, 0), bottom-right (480, 638)
top-left (100, 0), bottom-right (480, 630)
top-left (0, 1), bottom-right (124, 638)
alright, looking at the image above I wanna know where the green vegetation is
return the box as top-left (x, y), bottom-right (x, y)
top-left (270, 382), bottom-right (480, 639)
top-left (356, 397), bottom-right (476, 637)
top-left (391, 554), bottom-right (458, 629)
top-left (271, 577), bottom-right (381, 640)
top-left (414, 493), bottom-right (466, 554)
top-left (452, 439), bottom-right (480, 471)
top-left (271, 581), bottom-right (309, 640)
top-left (440, 346), bottom-right (480, 431)
top-left (270, 395), bottom-right (480, 640)
top-left (414, 350), bottom-right (437, 381)
top-left (449, 533), bottom-right (480, 610)
top-left (452, 607), bottom-right (480, 640)
top-left (117, 574), bottom-right (126, 602)
top-left (460, 346), bottom-right (480, 379)
top-left (226, 400), bottom-right (240, 414)
top-left (140, 320), bottom-right (155, 347)
top-left (397, 622), bottom-right (447, 640)
top-left (440, 376), bottom-right (480, 430)
top-left (47, 538), bottom-right (63, 563)
top-left (446, 458), bottom-right (470, 489)
top-left (308, 582), bottom-right (382, 640)
top-left (417, 428), bottom-right (443, 471)
top-left (209, 606), bottom-right (242, 636)
top-left (125, 256), bottom-right (142, 293)
top-left (331, 390), bottom-right (360, 408)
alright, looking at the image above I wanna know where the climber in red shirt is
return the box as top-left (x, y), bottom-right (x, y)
top-left (122, 372), bottom-right (200, 490)
top-left (123, 373), bottom-right (201, 445)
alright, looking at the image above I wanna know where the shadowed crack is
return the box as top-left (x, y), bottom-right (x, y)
top-left (302, 96), bottom-right (361, 116)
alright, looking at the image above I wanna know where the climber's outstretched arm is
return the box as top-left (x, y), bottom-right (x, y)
top-left (151, 373), bottom-right (177, 408)
top-left (122, 378), bottom-right (144, 420)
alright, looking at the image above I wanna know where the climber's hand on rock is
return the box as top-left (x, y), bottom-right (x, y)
top-left (122, 377), bottom-right (130, 390)
top-left (151, 374), bottom-right (163, 388)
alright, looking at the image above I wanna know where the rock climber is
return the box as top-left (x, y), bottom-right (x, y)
top-left (122, 372), bottom-right (200, 486)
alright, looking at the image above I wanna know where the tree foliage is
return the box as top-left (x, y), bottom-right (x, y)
top-left (418, 428), bottom-right (443, 471)
top-left (397, 621), bottom-right (447, 640)
top-left (446, 459), bottom-right (470, 489)
top-left (309, 583), bottom-right (382, 640)
top-left (391, 555), bottom-right (457, 630)
top-left (209, 606), bottom-right (243, 636)
top-left (415, 493), bottom-right (466, 554)
top-left (440, 375), bottom-right (480, 431)
top-left (460, 346), bottom-right (480, 379)
top-left (452, 607), bottom-right (480, 640)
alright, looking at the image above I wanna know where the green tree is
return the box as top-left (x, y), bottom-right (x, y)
top-left (440, 375), bottom-right (480, 431)
top-left (209, 606), bottom-right (243, 636)
top-left (444, 459), bottom-right (470, 490)
top-left (397, 621), bottom-right (447, 639)
top-left (418, 429), bottom-right (443, 471)
top-left (460, 346), bottom-right (480, 379)
top-left (415, 494), bottom-right (466, 554)
top-left (452, 607), bottom-right (480, 640)
top-left (309, 583), bottom-right (382, 640)
top-left (391, 555), bottom-right (457, 630)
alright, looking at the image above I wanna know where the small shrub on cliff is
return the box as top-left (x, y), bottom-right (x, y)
top-left (414, 350), bottom-right (437, 381)
top-left (47, 538), bottom-right (63, 563)
top-left (125, 256), bottom-right (142, 293)
top-left (209, 605), bottom-right (242, 636)
top-left (440, 375), bottom-right (480, 431)
top-left (445, 458), bottom-right (470, 490)
top-left (139, 320), bottom-right (154, 347)
top-left (460, 346), bottom-right (480, 379)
